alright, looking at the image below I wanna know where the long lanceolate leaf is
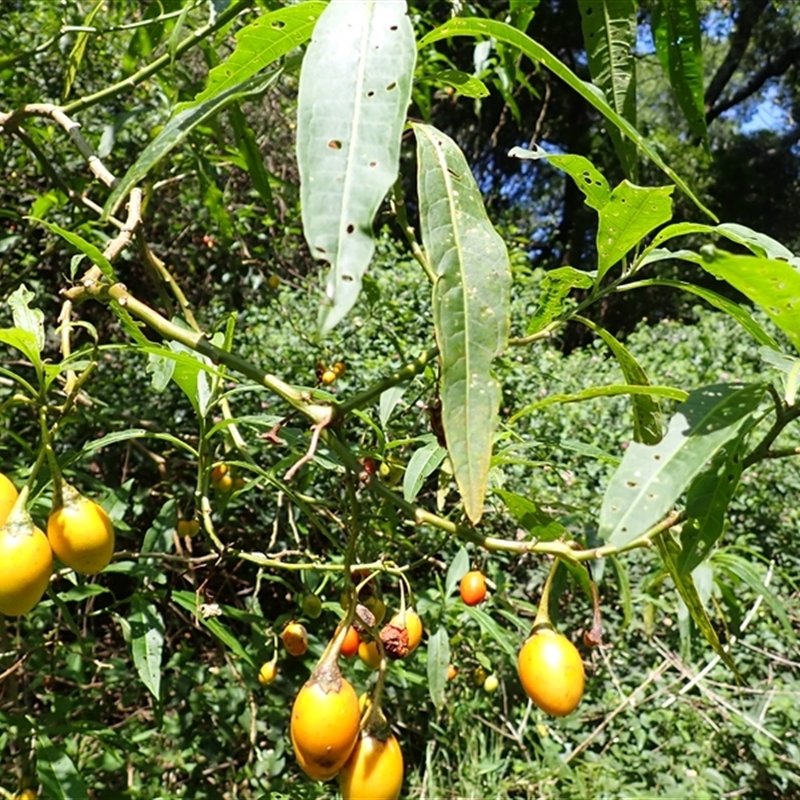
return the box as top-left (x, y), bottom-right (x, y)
top-left (413, 123), bottom-right (511, 523)
top-left (600, 383), bottom-right (765, 548)
top-left (651, 0), bottom-right (707, 142)
top-left (419, 17), bottom-right (716, 220)
top-left (297, 0), bottom-right (416, 334)
top-left (578, 0), bottom-right (638, 176)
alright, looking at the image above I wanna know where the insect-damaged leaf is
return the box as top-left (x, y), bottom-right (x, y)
top-left (414, 123), bottom-right (511, 523)
top-left (297, 0), bottom-right (416, 333)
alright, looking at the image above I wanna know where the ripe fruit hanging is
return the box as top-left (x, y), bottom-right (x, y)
top-left (291, 662), bottom-right (360, 781)
top-left (459, 570), bottom-right (487, 606)
top-left (339, 731), bottom-right (404, 800)
top-left (340, 626), bottom-right (360, 658)
top-left (282, 622), bottom-right (309, 657)
top-left (0, 472), bottom-right (19, 527)
top-left (517, 627), bottom-right (585, 717)
top-left (358, 640), bottom-right (381, 670)
top-left (47, 486), bottom-right (114, 575)
top-left (0, 509), bottom-right (53, 616)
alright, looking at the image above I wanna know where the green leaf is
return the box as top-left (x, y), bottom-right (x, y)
top-left (129, 594), bottom-right (164, 701)
top-left (526, 266), bottom-right (593, 335)
top-left (445, 547), bottom-right (470, 598)
top-left (714, 222), bottom-right (800, 265)
top-left (608, 555), bottom-right (633, 629)
top-left (77, 428), bottom-right (199, 459)
top-left (759, 347), bottom-right (800, 405)
top-left (493, 489), bottom-right (568, 542)
top-left (403, 436), bottom-right (447, 502)
top-left (596, 181), bottom-right (674, 277)
top-left (692, 248), bottom-right (800, 356)
top-left (600, 383), bottom-right (765, 547)
top-left (465, 606), bottom-right (518, 659)
top-left (508, 149), bottom-right (674, 277)
top-left (578, 0), bottom-right (638, 176)
top-left (678, 441), bottom-right (744, 574)
top-left (711, 551), bottom-right (795, 641)
top-left (419, 17), bottom-right (715, 220)
top-left (229, 103), bottom-right (275, 215)
top-left (6, 284), bottom-right (45, 365)
top-left (655, 531), bottom-right (739, 677)
top-left (575, 316), bottom-right (663, 443)
top-left (510, 383), bottom-right (688, 425)
top-left (379, 385), bottom-right (405, 427)
top-left (171, 591), bottom-right (257, 667)
top-left (625, 278), bottom-right (780, 350)
top-left (427, 626), bottom-right (450, 711)
top-left (434, 68), bottom-right (490, 98)
top-left (510, 144), bottom-right (610, 210)
top-left (105, 68), bottom-right (282, 217)
top-left (298, 0), bottom-right (416, 333)
top-left (28, 217), bottom-right (115, 280)
top-left (36, 732), bottom-right (90, 800)
top-left (63, 0), bottom-right (104, 101)
top-left (414, 123), bottom-right (511, 523)
top-left (176, 3), bottom-right (326, 113)
top-left (651, 0), bottom-right (707, 142)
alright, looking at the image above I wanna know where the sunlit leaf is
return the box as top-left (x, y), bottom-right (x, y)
top-left (578, 0), bottom-right (638, 175)
top-left (420, 17), bottom-right (715, 219)
top-left (525, 266), bottom-right (593, 335)
top-left (600, 383), bottom-right (765, 547)
top-left (651, 0), bottom-right (707, 142)
top-left (129, 594), bottom-right (164, 701)
top-left (414, 123), bottom-right (511, 522)
top-left (575, 316), bottom-right (663, 443)
top-left (37, 733), bottom-right (90, 800)
top-left (298, 0), bottom-right (416, 333)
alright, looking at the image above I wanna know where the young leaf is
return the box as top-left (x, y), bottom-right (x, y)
top-left (578, 0), bottom-right (638, 176)
top-left (420, 17), bottom-right (715, 219)
top-left (8, 283), bottom-right (45, 357)
top-left (678, 440), bottom-right (744, 574)
top-left (403, 437), bottom-right (447, 502)
top-left (526, 266), bottom-right (593, 335)
top-left (655, 531), bottom-right (740, 677)
top-left (176, 2), bottom-right (327, 113)
top-left (414, 123), bottom-right (512, 523)
top-left (427, 626), bottom-right (451, 711)
top-left (596, 181), bottom-right (674, 278)
top-left (229, 102), bottom-right (275, 215)
top-left (129, 594), bottom-right (165, 702)
top-left (36, 732), bottom-right (90, 800)
top-left (298, 0), bottom-right (416, 333)
top-left (600, 383), bottom-right (765, 547)
top-left (445, 547), bottom-right (470, 598)
top-left (493, 489), bottom-right (568, 542)
top-left (29, 218), bottom-right (115, 280)
top-left (434, 68), bottom-right (490, 98)
top-left (651, 0), bottom-right (707, 143)
top-left (575, 316), bottom-right (663, 443)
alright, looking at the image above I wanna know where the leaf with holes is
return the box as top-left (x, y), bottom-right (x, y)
top-left (600, 383), bottom-right (765, 547)
top-left (578, 0), bottom-right (638, 176)
top-left (420, 17), bottom-right (714, 219)
top-left (526, 266), bottom-right (593, 335)
top-left (176, 3), bottom-right (326, 113)
top-left (298, 0), bottom-right (416, 333)
top-left (414, 123), bottom-right (511, 523)
top-left (575, 316), bottom-right (663, 443)
top-left (510, 145), bottom-right (610, 210)
top-left (651, 0), bottom-right (706, 142)
top-left (678, 438), bottom-right (745, 575)
top-left (597, 181), bottom-right (674, 278)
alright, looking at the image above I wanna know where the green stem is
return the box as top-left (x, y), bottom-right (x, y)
top-left (391, 177), bottom-right (435, 283)
top-left (337, 347), bottom-right (438, 417)
top-left (67, 280), bottom-right (333, 425)
top-left (532, 559), bottom-right (560, 629)
top-left (62, 0), bottom-right (253, 116)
